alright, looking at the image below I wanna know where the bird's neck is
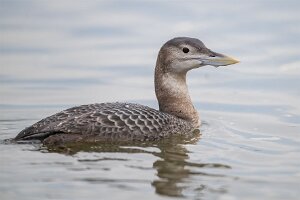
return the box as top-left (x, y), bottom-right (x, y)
top-left (155, 63), bottom-right (200, 128)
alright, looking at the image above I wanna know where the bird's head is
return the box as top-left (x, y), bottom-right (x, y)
top-left (157, 37), bottom-right (239, 74)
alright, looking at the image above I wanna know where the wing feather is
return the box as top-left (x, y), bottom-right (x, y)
top-left (15, 102), bottom-right (193, 141)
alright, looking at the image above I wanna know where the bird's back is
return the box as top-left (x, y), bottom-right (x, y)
top-left (15, 102), bottom-right (194, 142)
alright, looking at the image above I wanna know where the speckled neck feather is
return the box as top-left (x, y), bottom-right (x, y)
top-left (155, 51), bottom-right (200, 128)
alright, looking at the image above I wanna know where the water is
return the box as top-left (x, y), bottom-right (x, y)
top-left (1, 1), bottom-right (300, 199)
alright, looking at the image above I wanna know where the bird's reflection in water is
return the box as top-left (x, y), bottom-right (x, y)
top-left (152, 130), bottom-right (231, 198)
top-left (42, 129), bottom-right (231, 198)
top-left (152, 140), bottom-right (191, 197)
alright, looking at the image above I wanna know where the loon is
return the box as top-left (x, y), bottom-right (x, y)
top-left (14, 37), bottom-right (239, 144)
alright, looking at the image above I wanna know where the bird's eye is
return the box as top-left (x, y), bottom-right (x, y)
top-left (182, 47), bottom-right (189, 53)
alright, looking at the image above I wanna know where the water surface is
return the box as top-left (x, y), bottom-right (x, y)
top-left (0, 1), bottom-right (300, 200)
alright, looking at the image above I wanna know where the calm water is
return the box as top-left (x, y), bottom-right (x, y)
top-left (1, 1), bottom-right (300, 199)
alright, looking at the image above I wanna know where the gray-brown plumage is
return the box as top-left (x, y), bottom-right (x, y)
top-left (15, 37), bottom-right (238, 143)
